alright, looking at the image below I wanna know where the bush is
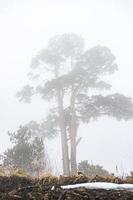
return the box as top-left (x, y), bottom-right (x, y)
top-left (78, 160), bottom-right (109, 178)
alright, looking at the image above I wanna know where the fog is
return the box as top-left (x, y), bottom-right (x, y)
top-left (0, 0), bottom-right (133, 175)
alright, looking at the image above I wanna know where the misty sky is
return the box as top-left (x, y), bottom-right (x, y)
top-left (0, 0), bottom-right (133, 175)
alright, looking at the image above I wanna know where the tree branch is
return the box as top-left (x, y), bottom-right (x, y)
top-left (76, 137), bottom-right (82, 146)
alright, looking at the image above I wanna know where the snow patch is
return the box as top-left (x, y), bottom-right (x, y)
top-left (60, 182), bottom-right (133, 190)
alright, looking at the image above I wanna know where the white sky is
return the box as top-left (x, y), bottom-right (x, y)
top-left (0, 0), bottom-right (133, 175)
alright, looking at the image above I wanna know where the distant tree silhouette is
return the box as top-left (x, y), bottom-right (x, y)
top-left (78, 160), bottom-right (109, 178)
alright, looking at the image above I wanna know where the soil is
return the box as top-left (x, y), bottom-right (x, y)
top-left (0, 175), bottom-right (133, 199)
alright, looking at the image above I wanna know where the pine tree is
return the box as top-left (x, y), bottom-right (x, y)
top-left (17, 34), bottom-right (133, 174)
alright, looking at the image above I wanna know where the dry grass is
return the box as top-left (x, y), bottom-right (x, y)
top-left (0, 174), bottom-right (133, 199)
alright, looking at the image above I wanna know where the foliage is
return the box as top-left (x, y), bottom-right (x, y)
top-left (3, 124), bottom-right (50, 176)
top-left (77, 93), bottom-right (133, 122)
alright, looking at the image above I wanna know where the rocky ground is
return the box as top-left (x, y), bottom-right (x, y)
top-left (0, 175), bottom-right (133, 199)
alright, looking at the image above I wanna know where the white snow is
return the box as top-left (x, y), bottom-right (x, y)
top-left (60, 182), bottom-right (133, 190)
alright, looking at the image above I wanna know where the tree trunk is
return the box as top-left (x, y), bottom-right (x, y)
top-left (57, 90), bottom-right (70, 175)
top-left (70, 91), bottom-right (77, 174)
top-left (70, 135), bottom-right (77, 174)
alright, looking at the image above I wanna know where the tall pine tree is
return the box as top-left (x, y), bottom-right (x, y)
top-left (17, 34), bottom-right (133, 174)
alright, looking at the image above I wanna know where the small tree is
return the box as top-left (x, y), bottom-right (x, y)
top-left (78, 160), bottom-right (109, 178)
top-left (3, 123), bottom-right (51, 176)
